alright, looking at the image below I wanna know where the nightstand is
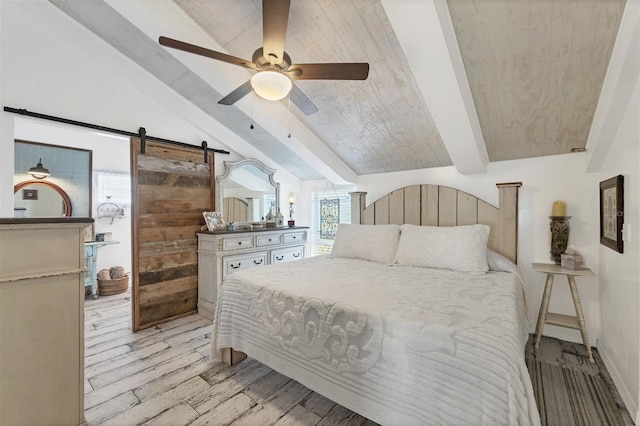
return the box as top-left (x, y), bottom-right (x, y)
top-left (532, 262), bottom-right (596, 363)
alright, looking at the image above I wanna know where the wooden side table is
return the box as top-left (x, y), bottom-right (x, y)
top-left (532, 263), bottom-right (596, 363)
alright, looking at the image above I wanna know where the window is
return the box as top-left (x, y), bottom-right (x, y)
top-left (94, 170), bottom-right (131, 208)
top-left (310, 189), bottom-right (352, 256)
top-left (263, 192), bottom-right (277, 220)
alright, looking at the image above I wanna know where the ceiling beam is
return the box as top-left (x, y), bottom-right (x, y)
top-left (105, 0), bottom-right (357, 184)
top-left (381, 0), bottom-right (489, 175)
top-left (586, 1), bottom-right (640, 173)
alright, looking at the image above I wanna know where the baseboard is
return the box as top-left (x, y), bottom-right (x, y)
top-left (597, 342), bottom-right (638, 424)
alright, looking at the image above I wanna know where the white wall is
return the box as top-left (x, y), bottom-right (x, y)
top-left (597, 78), bottom-right (640, 422)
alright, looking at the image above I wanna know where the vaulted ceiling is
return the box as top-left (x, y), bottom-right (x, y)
top-left (50, 0), bottom-right (626, 183)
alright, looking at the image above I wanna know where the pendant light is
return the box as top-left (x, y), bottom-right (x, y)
top-left (28, 158), bottom-right (50, 179)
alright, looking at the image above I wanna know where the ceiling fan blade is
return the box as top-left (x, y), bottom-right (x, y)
top-left (159, 36), bottom-right (255, 70)
top-left (262, 0), bottom-right (290, 65)
top-left (290, 84), bottom-right (319, 116)
top-left (287, 63), bottom-right (370, 80)
top-left (218, 81), bottom-right (253, 105)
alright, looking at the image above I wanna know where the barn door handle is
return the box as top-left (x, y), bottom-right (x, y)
top-left (230, 263), bottom-right (241, 269)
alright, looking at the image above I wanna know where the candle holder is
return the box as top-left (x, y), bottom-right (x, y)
top-left (549, 216), bottom-right (571, 264)
top-left (288, 200), bottom-right (295, 227)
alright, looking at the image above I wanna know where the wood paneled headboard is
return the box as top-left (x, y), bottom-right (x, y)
top-left (350, 182), bottom-right (522, 263)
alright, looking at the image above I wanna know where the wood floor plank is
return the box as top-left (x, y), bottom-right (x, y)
top-left (89, 337), bottom-right (208, 389)
top-left (273, 404), bottom-right (322, 426)
top-left (191, 393), bottom-right (256, 426)
top-left (128, 318), bottom-right (210, 351)
top-left (85, 327), bottom-right (161, 357)
top-left (233, 380), bottom-right (312, 425)
top-left (85, 351), bottom-right (204, 409)
top-left (140, 402), bottom-right (200, 426)
top-left (100, 376), bottom-right (211, 426)
top-left (190, 361), bottom-right (273, 415)
top-left (302, 392), bottom-right (337, 418)
top-left (317, 404), bottom-right (370, 426)
top-left (86, 314), bottom-right (129, 332)
top-left (243, 369), bottom-right (292, 404)
top-left (85, 319), bottom-right (130, 339)
top-left (134, 352), bottom-right (216, 401)
top-left (86, 341), bottom-right (170, 383)
top-left (84, 390), bottom-right (140, 425)
top-left (84, 344), bottom-right (131, 367)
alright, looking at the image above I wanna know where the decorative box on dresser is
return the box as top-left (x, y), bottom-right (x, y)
top-left (0, 218), bottom-right (91, 426)
top-left (197, 226), bottom-right (308, 320)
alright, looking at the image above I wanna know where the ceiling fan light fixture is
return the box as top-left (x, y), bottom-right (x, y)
top-left (251, 70), bottom-right (292, 101)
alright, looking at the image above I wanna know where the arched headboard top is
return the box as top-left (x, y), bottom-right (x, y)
top-left (351, 182), bottom-right (521, 263)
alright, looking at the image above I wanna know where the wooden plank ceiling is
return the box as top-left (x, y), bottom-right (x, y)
top-left (49, 0), bottom-right (626, 177)
top-left (447, 0), bottom-right (626, 161)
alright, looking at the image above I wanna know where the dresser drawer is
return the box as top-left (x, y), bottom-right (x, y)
top-left (221, 236), bottom-right (254, 251)
top-left (283, 232), bottom-right (306, 244)
top-left (271, 246), bottom-right (304, 264)
top-left (223, 252), bottom-right (267, 278)
top-left (256, 234), bottom-right (282, 247)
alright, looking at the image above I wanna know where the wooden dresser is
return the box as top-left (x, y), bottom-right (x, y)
top-left (197, 226), bottom-right (308, 320)
top-left (0, 218), bottom-right (91, 426)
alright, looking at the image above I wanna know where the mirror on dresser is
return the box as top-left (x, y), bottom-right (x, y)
top-left (215, 158), bottom-right (280, 224)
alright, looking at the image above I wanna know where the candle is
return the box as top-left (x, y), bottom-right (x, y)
top-left (551, 200), bottom-right (566, 217)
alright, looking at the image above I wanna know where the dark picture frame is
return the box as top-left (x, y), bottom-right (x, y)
top-left (22, 189), bottom-right (38, 200)
top-left (600, 175), bottom-right (624, 253)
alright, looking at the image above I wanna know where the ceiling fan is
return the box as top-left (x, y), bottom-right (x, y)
top-left (159, 0), bottom-right (369, 115)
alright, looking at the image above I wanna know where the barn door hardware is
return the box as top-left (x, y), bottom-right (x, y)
top-left (202, 141), bottom-right (208, 163)
top-left (139, 127), bottom-right (147, 154)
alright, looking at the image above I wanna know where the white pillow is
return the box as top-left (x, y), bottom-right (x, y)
top-left (330, 224), bottom-right (401, 264)
top-left (395, 224), bottom-right (490, 273)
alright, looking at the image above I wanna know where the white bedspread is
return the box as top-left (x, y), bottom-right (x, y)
top-left (212, 256), bottom-right (540, 425)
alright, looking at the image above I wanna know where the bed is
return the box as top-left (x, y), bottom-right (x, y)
top-left (211, 182), bottom-right (541, 425)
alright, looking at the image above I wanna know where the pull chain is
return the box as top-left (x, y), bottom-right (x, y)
top-left (250, 93), bottom-right (254, 130)
top-left (287, 92), bottom-right (292, 138)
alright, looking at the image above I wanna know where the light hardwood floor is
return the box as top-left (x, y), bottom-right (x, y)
top-left (85, 291), bottom-right (631, 425)
top-left (84, 291), bottom-right (375, 425)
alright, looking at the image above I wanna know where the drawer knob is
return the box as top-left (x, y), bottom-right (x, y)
top-left (293, 253), bottom-right (300, 258)
top-left (238, 241), bottom-right (242, 245)
top-left (292, 236), bottom-right (297, 239)
top-left (230, 263), bottom-right (241, 269)
top-left (276, 255), bottom-right (284, 261)
top-left (253, 259), bottom-right (263, 265)
top-left (268, 238), bottom-right (272, 242)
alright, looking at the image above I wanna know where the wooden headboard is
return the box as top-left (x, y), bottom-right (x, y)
top-left (351, 182), bottom-right (522, 263)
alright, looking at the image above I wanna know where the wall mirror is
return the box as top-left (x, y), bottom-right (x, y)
top-left (14, 180), bottom-right (72, 217)
top-left (14, 140), bottom-right (92, 218)
top-left (215, 158), bottom-right (279, 224)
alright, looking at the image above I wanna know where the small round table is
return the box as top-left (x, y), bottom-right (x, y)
top-left (532, 262), bottom-right (596, 363)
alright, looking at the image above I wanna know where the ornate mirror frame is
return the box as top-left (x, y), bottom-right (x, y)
top-left (215, 158), bottom-right (280, 215)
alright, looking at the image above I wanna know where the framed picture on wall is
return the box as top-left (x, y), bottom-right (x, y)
top-left (599, 175), bottom-right (624, 253)
top-left (22, 189), bottom-right (38, 200)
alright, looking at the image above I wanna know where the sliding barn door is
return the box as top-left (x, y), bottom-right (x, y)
top-left (130, 138), bottom-right (214, 330)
